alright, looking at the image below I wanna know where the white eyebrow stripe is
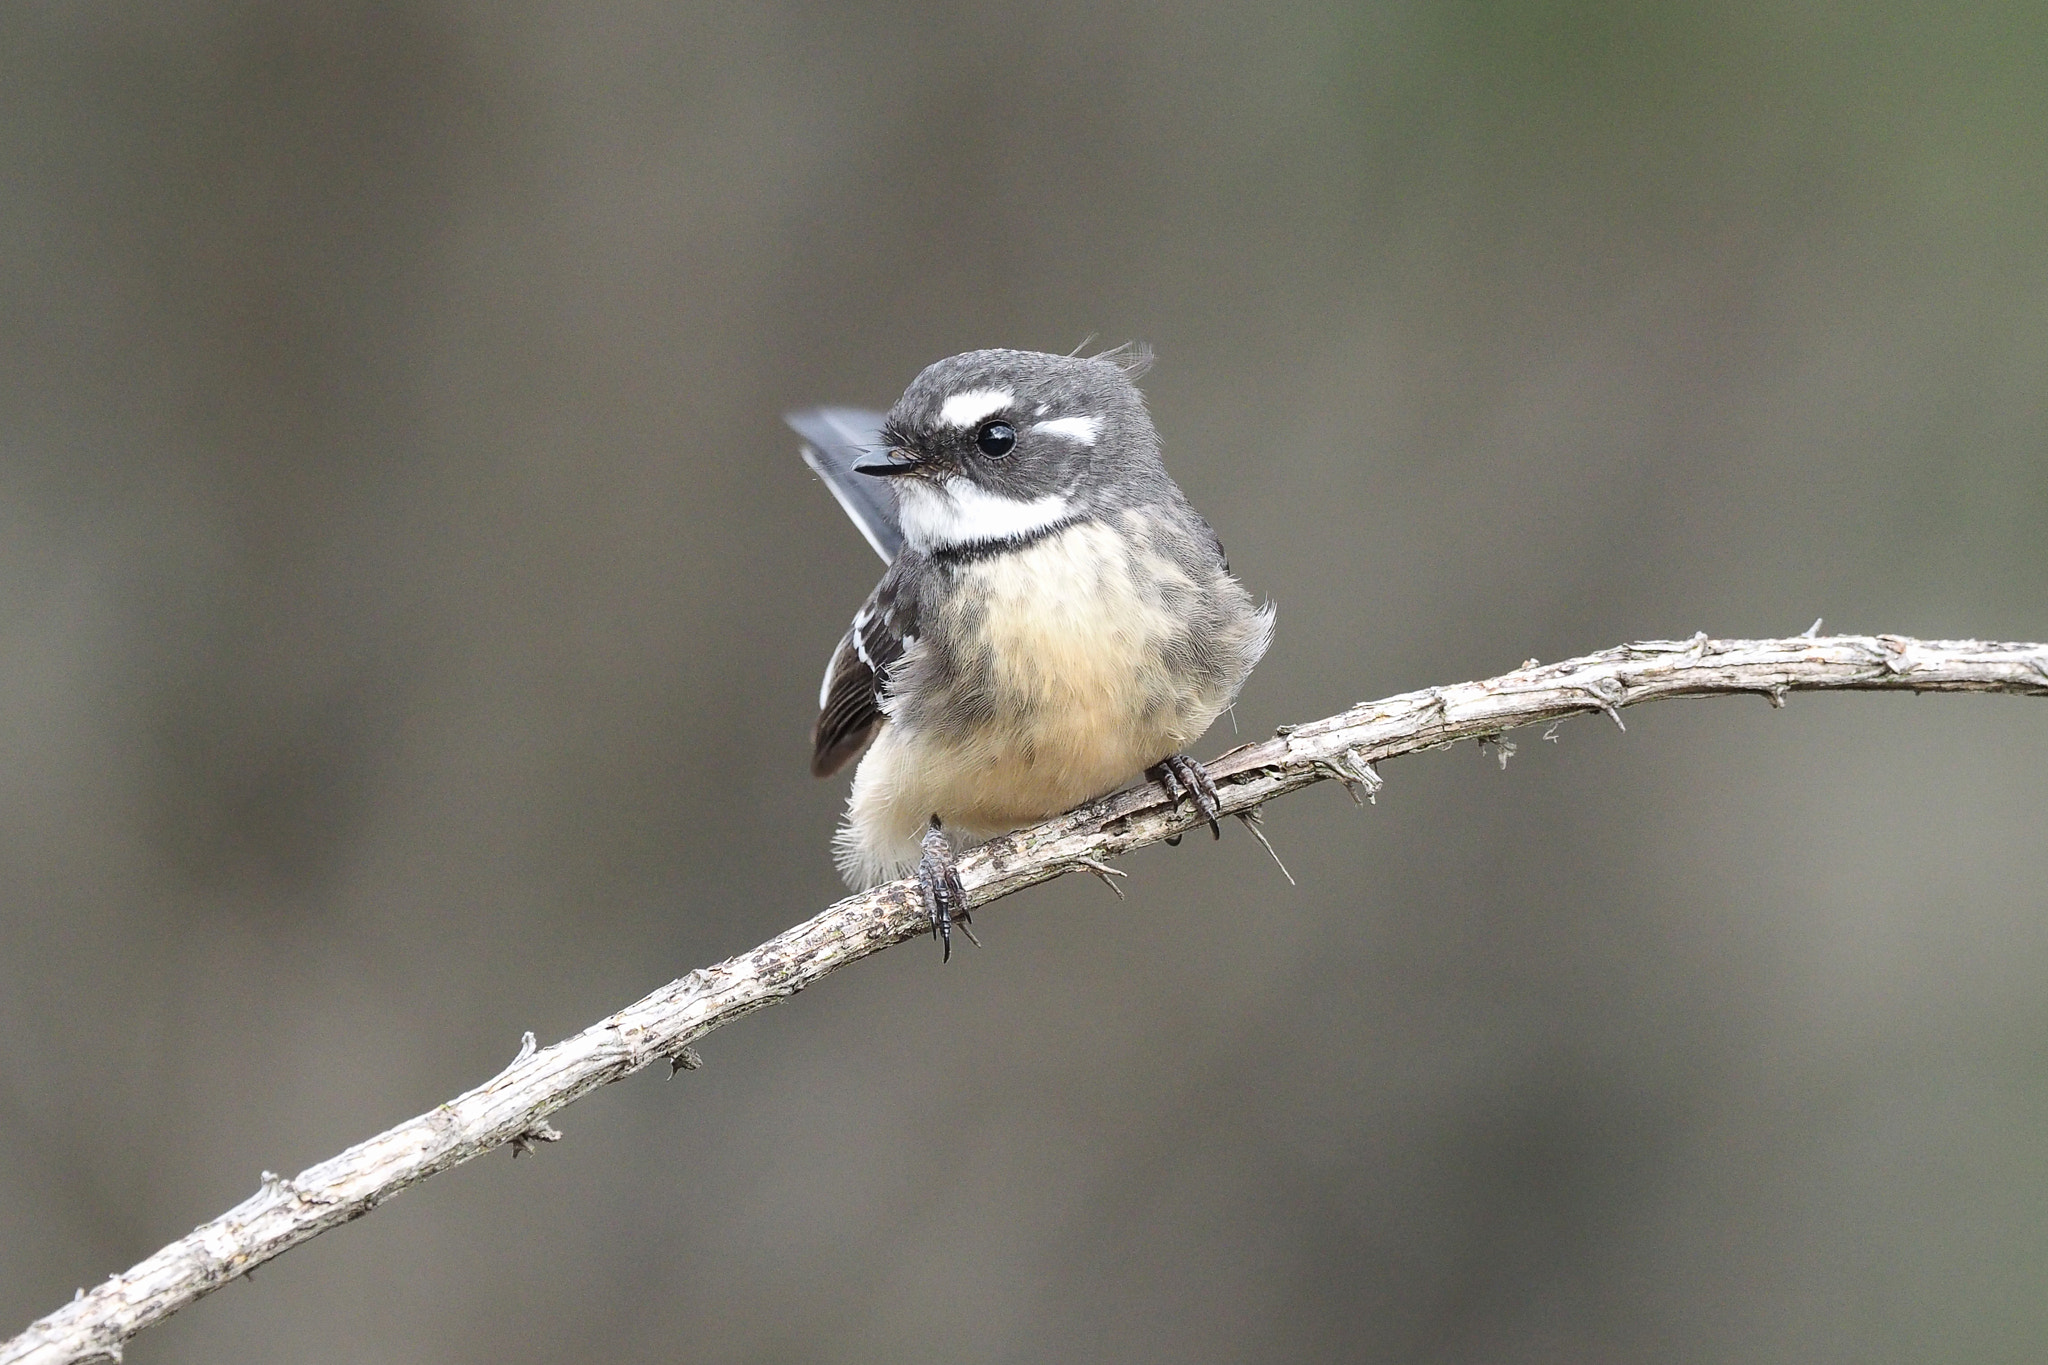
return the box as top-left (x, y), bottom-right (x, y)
top-left (937, 388), bottom-right (1014, 428)
top-left (1035, 415), bottom-right (1099, 444)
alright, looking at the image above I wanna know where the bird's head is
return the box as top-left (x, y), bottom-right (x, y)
top-left (858, 347), bottom-right (1166, 553)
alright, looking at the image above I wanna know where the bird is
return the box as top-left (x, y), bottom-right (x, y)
top-left (789, 347), bottom-right (1273, 957)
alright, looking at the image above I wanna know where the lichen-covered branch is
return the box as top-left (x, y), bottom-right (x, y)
top-left (7, 634), bottom-right (2044, 1365)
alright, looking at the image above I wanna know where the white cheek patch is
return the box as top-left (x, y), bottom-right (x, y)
top-left (896, 477), bottom-right (1073, 551)
top-left (1034, 415), bottom-right (1099, 445)
top-left (938, 388), bottom-right (1014, 429)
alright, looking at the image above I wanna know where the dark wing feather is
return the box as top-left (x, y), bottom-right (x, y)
top-left (811, 577), bottom-right (913, 777)
top-left (788, 407), bottom-right (901, 563)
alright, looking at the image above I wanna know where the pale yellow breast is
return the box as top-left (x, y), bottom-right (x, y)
top-left (838, 519), bottom-right (1244, 886)
top-left (924, 521), bottom-right (1213, 830)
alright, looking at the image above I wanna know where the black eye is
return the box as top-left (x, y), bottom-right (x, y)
top-left (975, 420), bottom-right (1016, 458)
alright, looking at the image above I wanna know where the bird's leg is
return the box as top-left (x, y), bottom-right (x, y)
top-left (1150, 753), bottom-right (1223, 843)
top-left (916, 815), bottom-right (971, 962)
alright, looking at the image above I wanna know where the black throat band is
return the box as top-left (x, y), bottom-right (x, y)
top-left (924, 514), bottom-right (1087, 566)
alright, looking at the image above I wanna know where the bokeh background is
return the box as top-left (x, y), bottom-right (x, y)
top-left (5, 4), bottom-right (2047, 1361)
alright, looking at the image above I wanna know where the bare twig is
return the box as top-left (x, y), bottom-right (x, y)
top-left (7, 634), bottom-right (2045, 1365)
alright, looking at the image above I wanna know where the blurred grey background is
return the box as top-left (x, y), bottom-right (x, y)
top-left (4, 4), bottom-right (2047, 1362)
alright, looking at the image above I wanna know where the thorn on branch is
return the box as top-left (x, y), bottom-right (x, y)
top-left (1314, 760), bottom-right (1364, 804)
top-left (668, 1048), bottom-right (704, 1076)
top-left (1764, 685), bottom-right (1788, 708)
top-left (1072, 856), bottom-right (1128, 898)
top-left (1314, 748), bottom-right (1383, 805)
top-left (514, 1031), bottom-right (538, 1064)
top-left (1320, 747), bottom-right (1385, 804)
top-left (1579, 679), bottom-right (1627, 731)
top-left (510, 1121), bottom-right (563, 1157)
top-left (1348, 750), bottom-right (1384, 802)
top-left (1802, 617), bottom-right (1824, 638)
top-left (1235, 807), bottom-right (1296, 885)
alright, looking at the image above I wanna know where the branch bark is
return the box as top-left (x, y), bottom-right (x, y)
top-left (8, 634), bottom-right (2045, 1365)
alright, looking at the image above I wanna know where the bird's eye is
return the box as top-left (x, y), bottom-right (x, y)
top-left (975, 421), bottom-right (1017, 458)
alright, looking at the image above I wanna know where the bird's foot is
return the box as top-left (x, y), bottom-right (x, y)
top-left (1150, 753), bottom-right (1223, 844)
top-left (917, 816), bottom-right (974, 961)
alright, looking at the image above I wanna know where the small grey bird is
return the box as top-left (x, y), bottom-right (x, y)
top-left (789, 347), bottom-right (1273, 956)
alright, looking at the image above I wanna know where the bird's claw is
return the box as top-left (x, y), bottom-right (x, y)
top-left (917, 816), bottom-right (971, 961)
top-left (1152, 753), bottom-right (1223, 841)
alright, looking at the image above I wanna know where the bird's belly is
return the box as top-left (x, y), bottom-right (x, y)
top-left (930, 695), bottom-right (1170, 832)
top-left (875, 689), bottom-right (1175, 840)
top-left (837, 520), bottom-right (1240, 886)
top-left (915, 521), bottom-right (1217, 830)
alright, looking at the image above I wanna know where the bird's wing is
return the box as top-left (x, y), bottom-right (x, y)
top-left (811, 574), bottom-right (914, 777)
top-left (787, 406), bottom-right (900, 563)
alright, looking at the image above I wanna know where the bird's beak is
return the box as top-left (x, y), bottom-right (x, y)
top-left (853, 450), bottom-right (924, 478)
